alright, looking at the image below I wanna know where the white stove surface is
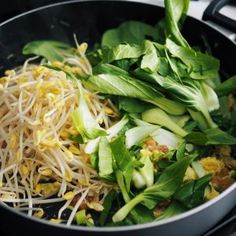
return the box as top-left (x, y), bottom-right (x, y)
top-left (131, 0), bottom-right (236, 41)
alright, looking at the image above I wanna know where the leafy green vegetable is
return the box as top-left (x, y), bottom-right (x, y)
top-left (164, 0), bottom-right (189, 47)
top-left (118, 97), bottom-right (154, 113)
top-left (84, 64), bottom-right (186, 115)
top-left (215, 75), bottom-right (236, 97)
top-left (98, 137), bottom-right (113, 177)
top-left (102, 43), bottom-right (143, 63)
top-left (141, 40), bottom-right (159, 72)
top-left (23, 40), bottom-right (74, 62)
top-left (99, 190), bottom-right (118, 226)
top-left (139, 156), bottom-right (154, 187)
top-left (136, 69), bottom-right (217, 129)
top-left (111, 136), bottom-right (134, 193)
top-left (71, 83), bottom-right (106, 142)
top-left (102, 21), bottom-right (159, 47)
top-left (185, 128), bottom-right (236, 145)
top-left (156, 202), bottom-right (186, 220)
top-left (170, 114), bottom-right (190, 128)
top-left (142, 108), bottom-right (188, 137)
top-left (176, 142), bottom-right (186, 161)
top-left (84, 115), bottom-right (129, 155)
top-left (174, 174), bottom-right (212, 208)
top-left (166, 39), bottom-right (220, 80)
top-left (200, 82), bottom-right (220, 112)
top-left (75, 210), bottom-right (94, 226)
top-left (112, 157), bottom-right (191, 222)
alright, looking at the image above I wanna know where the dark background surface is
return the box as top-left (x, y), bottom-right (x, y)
top-left (0, 0), bottom-right (72, 23)
top-left (0, 0), bottom-right (235, 235)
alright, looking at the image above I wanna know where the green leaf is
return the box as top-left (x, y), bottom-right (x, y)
top-left (98, 137), bottom-right (113, 177)
top-left (99, 190), bottom-right (118, 226)
top-left (141, 40), bottom-right (159, 72)
top-left (136, 69), bottom-right (216, 129)
top-left (75, 210), bottom-right (94, 227)
top-left (166, 39), bottom-right (220, 80)
top-left (118, 97), bottom-right (154, 113)
top-left (144, 157), bottom-right (191, 199)
top-left (185, 128), bottom-right (236, 145)
top-left (102, 21), bottom-right (159, 47)
top-left (174, 174), bottom-right (212, 208)
top-left (156, 201), bottom-right (186, 220)
top-left (90, 153), bottom-right (98, 170)
top-left (112, 157), bottom-right (191, 222)
top-left (23, 40), bottom-right (73, 62)
top-left (102, 43), bottom-right (143, 63)
top-left (176, 142), bottom-right (186, 161)
top-left (84, 64), bottom-right (186, 115)
top-left (164, 0), bottom-right (190, 47)
top-left (111, 136), bottom-right (134, 192)
top-left (215, 75), bottom-right (236, 97)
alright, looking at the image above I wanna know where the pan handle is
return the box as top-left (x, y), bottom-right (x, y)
top-left (203, 0), bottom-right (236, 33)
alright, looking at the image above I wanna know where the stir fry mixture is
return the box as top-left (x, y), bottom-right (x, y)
top-left (0, 0), bottom-right (236, 227)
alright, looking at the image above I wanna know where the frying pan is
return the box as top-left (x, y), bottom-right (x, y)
top-left (0, 1), bottom-right (236, 236)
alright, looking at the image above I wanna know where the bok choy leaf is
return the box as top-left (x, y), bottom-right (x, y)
top-left (71, 83), bottom-right (106, 142)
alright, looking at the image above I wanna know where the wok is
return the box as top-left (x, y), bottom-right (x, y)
top-left (0, 1), bottom-right (235, 235)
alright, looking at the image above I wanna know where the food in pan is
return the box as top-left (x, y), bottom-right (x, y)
top-left (0, 0), bottom-right (235, 227)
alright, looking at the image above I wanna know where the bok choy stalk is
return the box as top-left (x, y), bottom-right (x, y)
top-left (129, 115), bottom-right (183, 149)
top-left (142, 108), bottom-right (188, 137)
top-left (85, 114), bottom-right (129, 154)
top-left (135, 69), bottom-right (217, 129)
top-left (112, 157), bottom-right (191, 222)
top-left (151, 128), bottom-right (183, 150)
top-left (125, 125), bottom-right (159, 149)
top-left (98, 137), bottom-right (113, 177)
top-left (71, 83), bottom-right (106, 142)
top-left (84, 64), bottom-right (186, 115)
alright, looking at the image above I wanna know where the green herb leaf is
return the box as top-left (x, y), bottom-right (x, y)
top-left (166, 39), bottom-right (220, 80)
top-left (164, 0), bottom-right (190, 47)
top-left (102, 43), bottom-right (143, 63)
top-left (23, 40), bottom-right (73, 61)
top-left (185, 128), bottom-right (236, 145)
top-left (215, 75), bottom-right (236, 97)
top-left (102, 21), bottom-right (159, 47)
top-left (118, 97), bottom-right (154, 113)
top-left (156, 201), bottom-right (187, 220)
top-left (174, 174), bottom-right (212, 208)
top-left (84, 64), bottom-right (185, 115)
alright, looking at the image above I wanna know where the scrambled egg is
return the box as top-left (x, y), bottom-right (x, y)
top-left (199, 157), bottom-right (224, 174)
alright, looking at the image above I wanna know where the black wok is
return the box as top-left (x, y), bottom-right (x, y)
top-left (0, 1), bottom-right (235, 236)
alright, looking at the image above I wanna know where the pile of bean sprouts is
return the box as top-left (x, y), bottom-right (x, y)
top-left (0, 51), bottom-right (118, 225)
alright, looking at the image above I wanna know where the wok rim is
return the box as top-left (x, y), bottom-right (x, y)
top-left (0, 0), bottom-right (236, 232)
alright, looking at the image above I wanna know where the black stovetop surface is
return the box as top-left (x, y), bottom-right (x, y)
top-left (0, 1), bottom-right (235, 235)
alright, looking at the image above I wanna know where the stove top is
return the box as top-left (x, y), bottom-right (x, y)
top-left (0, 1), bottom-right (235, 236)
